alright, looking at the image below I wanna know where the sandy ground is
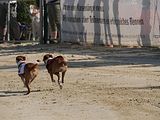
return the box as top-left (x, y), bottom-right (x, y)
top-left (0, 43), bottom-right (160, 120)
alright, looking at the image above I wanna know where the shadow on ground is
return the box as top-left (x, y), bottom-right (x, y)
top-left (0, 90), bottom-right (41, 97)
top-left (0, 44), bottom-right (160, 69)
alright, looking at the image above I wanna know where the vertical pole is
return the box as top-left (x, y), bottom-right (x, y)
top-left (7, 1), bottom-right (10, 41)
top-left (40, 0), bottom-right (44, 44)
top-left (44, 0), bottom-right (48, 44)
top-left (39, 0), bottom-right (48, 44)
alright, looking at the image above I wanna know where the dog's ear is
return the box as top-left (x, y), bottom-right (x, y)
top-left (43, 54), bottom-right (49, 61)
top-left (16, 55), bottom-right (26, 62)
top-left (49, 54), bottom-right (53, 58)
top-left (43, 54), bottom-right (53, 61)
top-left (22, 56), bottom-right (26, 61)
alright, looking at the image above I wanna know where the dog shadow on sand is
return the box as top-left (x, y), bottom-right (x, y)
top-left (0, 89), bottom-right (41, 97)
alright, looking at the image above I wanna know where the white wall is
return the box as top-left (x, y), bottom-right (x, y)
top-left (61, 0), bottom-right (160, 47)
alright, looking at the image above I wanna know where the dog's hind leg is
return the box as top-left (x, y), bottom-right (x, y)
top-left (29, 75), bottom-right (37, 85)
top-left (55, 72), bottom-right (62, 89)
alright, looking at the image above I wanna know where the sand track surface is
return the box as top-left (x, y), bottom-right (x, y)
top-left (0, 44), bottom-right (160, 120)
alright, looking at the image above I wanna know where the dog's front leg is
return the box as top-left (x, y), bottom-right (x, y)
top-left (62, 71), bottom-right (66, 84)
top-left (20, 76), bottom-right (26, 86)
top-left (50, 73), bottom-right (55, 82)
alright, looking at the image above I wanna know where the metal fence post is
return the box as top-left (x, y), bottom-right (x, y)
top-left (44, 0), bottom-right (48, 44)
top-left (39, 0), bottom-right (44, 44)
top-left (39, 0), bottom-right (48, 44)
top-left (7, 1), bottom-right (10, 42)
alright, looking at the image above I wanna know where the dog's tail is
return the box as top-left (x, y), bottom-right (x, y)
top-left (36, 60), bottom-right (41, 64)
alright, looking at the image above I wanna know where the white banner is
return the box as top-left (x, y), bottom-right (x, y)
top-left (61, 0), bottom-right (160, 47)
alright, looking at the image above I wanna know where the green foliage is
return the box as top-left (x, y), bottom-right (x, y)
top-left (17, 0), bottom-right (36, 24)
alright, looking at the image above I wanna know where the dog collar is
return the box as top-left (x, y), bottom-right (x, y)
top-left (17, 61), bottom-right (26, 68)
top-left (44, 57), bottom-right (53, 65)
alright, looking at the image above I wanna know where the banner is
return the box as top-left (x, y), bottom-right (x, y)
top-left (61, 0), bottom-right (160, 47)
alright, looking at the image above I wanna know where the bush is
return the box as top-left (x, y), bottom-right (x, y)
top-left (17, 0), bottom-right (36, 24)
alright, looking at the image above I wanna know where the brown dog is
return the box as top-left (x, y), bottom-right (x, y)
top-left (16, 55), bottom-right (39, 94)
top-left (43, 54), bottom-right (67, 89)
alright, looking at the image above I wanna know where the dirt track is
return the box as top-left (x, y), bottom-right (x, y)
top-left (0, 43), bottom-right (160, 120)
